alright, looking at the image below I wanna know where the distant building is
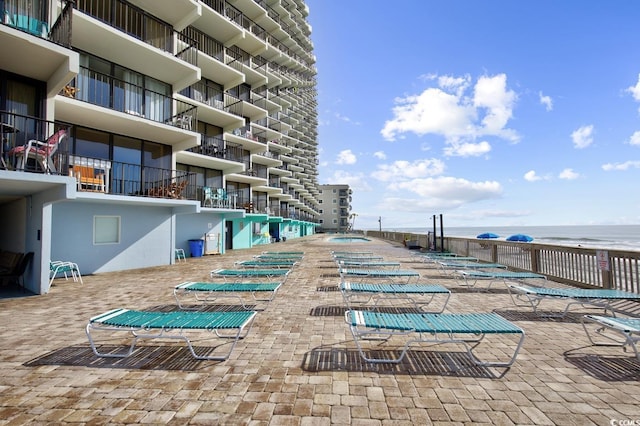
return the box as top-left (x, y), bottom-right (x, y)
top-left (317, 185), bottom-right (352, 233)
top-left (0, 0), bottom-right (319, 294)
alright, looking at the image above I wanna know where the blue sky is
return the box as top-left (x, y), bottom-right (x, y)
top-left (306, 0), bottom-right (640, 230)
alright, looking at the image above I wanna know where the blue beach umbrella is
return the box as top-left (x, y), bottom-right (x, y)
top-left (507, 234), bottom-right (534, 242)
top-left (477, 232), bottom-right (499, 239)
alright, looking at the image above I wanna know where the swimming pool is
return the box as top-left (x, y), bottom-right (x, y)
top-left (328, 236), bottom-right (371, 243)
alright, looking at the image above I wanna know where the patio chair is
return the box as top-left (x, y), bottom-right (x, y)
top-left (345, 310), bottom-right (525, 367)
top-left (216, 188), bottom-right (228, 207)
top-left (174, 248), bottom-right (186, 262)
top-left (49, 260), bottom-right (83, 286)
top-left (340, 282), bottom-right (451, 313)
top-left (71, 165), bottom-right (105, 192)
top-left (507, 284), bottom-right (640, 317)
top-left (174, 281), bottom-right (283, 310)
top-left (202, 187), bottom-right (214, 207)
top-left (11, 129), bottom-right (66, 173)
top-left (86, 308), bottom-right (257, 361)
top-left (581, 315), bottom-right (640, 360)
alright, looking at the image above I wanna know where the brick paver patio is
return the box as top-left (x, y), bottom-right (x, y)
top-left (0, 234), bottom-right (639, 425)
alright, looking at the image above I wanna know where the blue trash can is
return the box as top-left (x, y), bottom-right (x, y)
top-left (188, 239), bottom-right (204, 257)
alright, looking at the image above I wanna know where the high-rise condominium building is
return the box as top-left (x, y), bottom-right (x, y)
top-left (0, 0), bottom-right (319, 294)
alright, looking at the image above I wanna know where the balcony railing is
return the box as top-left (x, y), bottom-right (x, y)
top-left (0, 111), bottom-right (198, 201)
top-left (64, 66), bottom-right (197, 128)
top-left (74, 0), bottom-right (198, 65)
top-left (2, 0), bottom-right (51, 37)
top-left (0, 111), bottom-right (72, 173)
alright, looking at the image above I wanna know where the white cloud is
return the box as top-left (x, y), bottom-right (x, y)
top-left (371, 159), bottom-right (446, 181)
top-left (443, 140), bottom-right (491, 157)
top-left (373, 151), bottom-right (387, 160)
top-left (334, 112), bottom-right (360, 125)
top-left (628, 131), bottom-right (640, 146)
top-left (473, 74), bottom-right (518, 138)
top-left (524, 170), bottom-right (542, 181)
top-left (377, 176), bottom-right (502, 211)
top-left (558, 168), bottom-right (580, 180)
top-left (325, 170), bottom-right (372, 191)
top-left (571, 125), bottom-right (594, 149)
top-left (626, 74), bottom-right (640, 101)
top-left (380, 73), bottom-right (519, 146)
top-left (335, 149), bottom-right (357, 165)
top-left (602, 160), bottom-right (640, 171)
top-left (539, 91), bottom-right (553, 111)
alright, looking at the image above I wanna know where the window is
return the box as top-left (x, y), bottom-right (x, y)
top-left (94, 216), bottom-right (120, 244)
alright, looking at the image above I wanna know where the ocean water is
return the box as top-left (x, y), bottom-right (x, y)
top-left (388, 225), bottom-right (640, 251)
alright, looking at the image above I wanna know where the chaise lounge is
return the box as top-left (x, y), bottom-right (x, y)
top-left (340, 282), bottom-right (451, 313)
top-left (86, 308), bottom-right (257, 361)
top-left (345, 310), bottom-right (525, 367)
top-left (508, 284), bottom-right (640, 317)
top-left (454, 270), bottom-right (547, 291)
top-left (174, 281), bottom-right (283, 310)
top-left (581, 314), bottom-right (640, 360)
top-left (210, 268), bottom-right (291, 283)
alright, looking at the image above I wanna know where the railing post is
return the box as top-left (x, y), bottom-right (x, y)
top-left (531, 246), bottom-right (540, 273)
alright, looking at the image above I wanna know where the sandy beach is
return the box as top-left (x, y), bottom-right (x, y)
top-left (0, 234), bottom-right (639, 425)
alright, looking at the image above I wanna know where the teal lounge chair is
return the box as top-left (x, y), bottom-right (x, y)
top-left (581, 315), bottom-right (640, 360)
top-left (340, 282), bottom-right (451, 313)
top-left (508, 284), bottom-right (640, 317)
top-left (254, 254), bottom-right (303, 260)
top-left (236, 259), bottom-right (298, 269)
top-left (262, 251), bottom-right (304, 255)
top-left (210, 268), bottom-right (290, 282)
top-left (437, 261), bottom-right (507, 275)
top-left (337, 260), bottom-right (401, 270)
top-left (86, 308), bottom-right (257, 361)
top-left (345, 310), bottom-right (525, 367)
top-left (174, 281), bottom-right (282, 309)
top-left (455, 270), bottom-right (547, 291)
top-left (339, 267), bottom-right (420, 284)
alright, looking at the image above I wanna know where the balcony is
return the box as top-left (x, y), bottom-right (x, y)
top-left (181, 26), bottom-right (244, 88)
top-left (72, 0), bottom-right (200, 91)
top-left (0, 111), bottom-right (197, 201)
top-left (55, 67), bottom-right (199, 150)
top-left (0, 2), bottom-right (78, 97)
top-left (178, 137), bottom-right (244, 173)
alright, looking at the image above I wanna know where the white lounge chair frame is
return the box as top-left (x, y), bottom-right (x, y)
top-left (174, 281), bottom-right (283, 310)
top-left (581, 315), bottom-right (640, 360)
top-left (86, 308), bottom-right (257, 361)
top-left (340, 282), bottom-right (451, 313)
top-left (454, 270), bottom-right (547, 291)
top-left (337, 260), bottom-right (401, 270)
top-left (235, 260), bottom-right (298, 269)
top-left (339, 267), bottom-right (420, 284)
top-left (210, 268), bottom-right (291, 283)
top-left (437, 261), bottom-right (506, 276)
top-left (345, 310), bottom-right (525, 367)
top-left (508, 284), bottom-right (640, 317)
